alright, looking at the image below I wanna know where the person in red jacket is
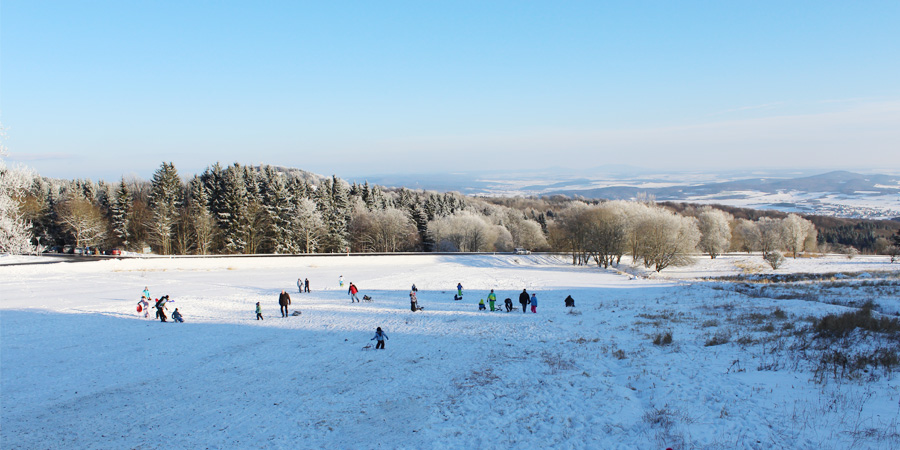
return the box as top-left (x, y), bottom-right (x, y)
top-left (348, 283), bottom-right (360, 302)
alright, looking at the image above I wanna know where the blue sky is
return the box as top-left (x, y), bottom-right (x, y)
top-left (2, 1), bottom-right (898, 181)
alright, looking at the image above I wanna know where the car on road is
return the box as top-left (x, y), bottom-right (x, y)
top-left (514, 248), bottom-right (531, 255)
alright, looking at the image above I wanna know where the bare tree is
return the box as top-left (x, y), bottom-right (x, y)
top-left (56, 196), bottom-right (106, 248)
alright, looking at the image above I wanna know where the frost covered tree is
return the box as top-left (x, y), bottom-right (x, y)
top-left (429, 211), bottom-right (498, 252)
top-left (635, 207), bottom-right (700, 272)
top-left (731, 218), bottom-right (760, 253)
top-left (587, 203), bottom-right (628, 268)
top-left (317, 176), bottom-right (350, 253)
top-left (55, 195), bottom-right (106, 248)
top-left (696, 207), bottom-right (733, 259)
top-left (261, 169), bottom-right (295, 253)
top-left (756, 217), bottom-right (786, 258)
top-left (782, 213), bottom-right (816, 258)
top-left (293, 198), bottom-right (325, 253)
top-left (0, 126), bottom-right (37, 254)
top-left (148, 162), bottom-right (183, 254)
top-left (218, 165), bottom-right (251, 253)
top-left (351, 206), bottom-right (419, 252)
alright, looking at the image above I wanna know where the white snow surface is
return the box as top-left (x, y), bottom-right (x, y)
top-left (2, 254), bottom-right (899, 449)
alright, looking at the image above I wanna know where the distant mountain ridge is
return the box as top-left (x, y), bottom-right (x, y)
top-left (547, 171), bottom-right (900, 200)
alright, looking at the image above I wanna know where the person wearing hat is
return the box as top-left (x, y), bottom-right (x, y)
top-left (371, 327), bottom-right (388, 349)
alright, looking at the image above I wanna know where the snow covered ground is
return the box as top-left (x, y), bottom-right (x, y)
top-left (2, 254), bottom-right (899, 449)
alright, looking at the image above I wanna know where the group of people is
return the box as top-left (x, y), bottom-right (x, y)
top-left (296, 278), bottom-right (310, 293)
top-left (137, 287), bottom-right (183, 323)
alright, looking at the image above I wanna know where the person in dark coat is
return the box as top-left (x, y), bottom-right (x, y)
top-left (565, 295), bottom-right (575, 307)
top-left (304, 278), bottom-right (310, 293)
top-left (518, 289), bottom-right (530, 313)
top-left (278, 290), bottom-right (291, 317)
top-left (504, 297), bottom-right (514, 312)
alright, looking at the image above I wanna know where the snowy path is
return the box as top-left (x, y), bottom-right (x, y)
top-left (2, 254), bottom-right (898, 449)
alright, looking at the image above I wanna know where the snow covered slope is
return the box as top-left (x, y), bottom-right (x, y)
top-left (2, 254), bottom-right (898, 449)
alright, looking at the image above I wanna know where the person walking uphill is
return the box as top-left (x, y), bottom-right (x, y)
top-left (348, 283), bottom-right (360, 302)
top-left (519, 289), bottom-right (530, 313)
top-left (530, 293), bottom-right (538, 313)
top-left (371, 327), bottom-right (388, 349)
top-left (278, 290), bottom-right (291, 317)
top-left (256, 302), bottom-right (264, 320)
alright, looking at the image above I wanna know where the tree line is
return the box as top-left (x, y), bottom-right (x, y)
top-left (4, 160), bottom-right (899, 270)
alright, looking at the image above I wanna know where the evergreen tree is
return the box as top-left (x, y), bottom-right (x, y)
top-left (148, 162), bottom-right (183, 254)
top-left (262, 170), bottom-right (296, 253)
top-left (218, 164), bottom-right (250, 253)
top-left (321, 175), bottom-right (350, 252)
top-left (187, 176), bottom-right (216, 255)
top-left (110, 179), bottom-right (132, 249)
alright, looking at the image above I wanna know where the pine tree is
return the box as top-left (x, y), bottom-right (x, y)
top-left (262, 170), bottom-right (296, 253)
top-left (321, 175), bottom-right (350, 252)
top-left (187, 177), bottom-right (216, 255)
top-left (110, 179), bottom-right (132, 249)
top-left (218, 164), bottom-right (250, 253)
top-left (148, 162), bottom-right (183, 254)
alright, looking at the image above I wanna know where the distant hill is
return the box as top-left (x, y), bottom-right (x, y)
top-left (547, 171), bottom-right (900, 200)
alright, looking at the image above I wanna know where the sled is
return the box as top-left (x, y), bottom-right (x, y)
top-left (453, 295), bottom-right (462, 301)
top-left (362, 344), bottom-right (373, 351)
top-left (362, 295), bottom-right (373, 302)
top-left (137, 304), bottom-right (143, 313)
top-left (291, 311), bottom-right (302, 316)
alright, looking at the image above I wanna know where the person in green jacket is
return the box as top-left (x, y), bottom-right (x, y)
top-left (256, 302), bottom-right (263, 320)
top-left (487, 289), bottom-right (497, 311)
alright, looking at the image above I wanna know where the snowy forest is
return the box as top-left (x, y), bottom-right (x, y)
top-left (3, 160), bottom-right (900, 270)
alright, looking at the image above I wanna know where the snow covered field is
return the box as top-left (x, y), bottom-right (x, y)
top-left (2, 254), bottom-right (899, 449)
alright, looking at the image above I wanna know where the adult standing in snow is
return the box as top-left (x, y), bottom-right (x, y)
top-left (519, 289), bottom-right (530, 313)
top-left (371, 327), bottom-right (388, 349)
top-left (256, 302), bottom-right (264, 320)
top-left (410, 290), bottom-right (419, 312)
top-left (348, 282), bottom-right (360, 302)
top-left (530, 293), bottom-right (538, 313)
top-left (457, 283), bottom-right (463, 298)
top-left (297, 278), bottom-right (303, 294)
top-left (156, 296), bottom-right (169, 322)
top-left (278, 290), bottom-right (291, 317)
top-left (304, 278), bottom-right (310, 293)
top-left (487, 289), bottom-right (497, 311)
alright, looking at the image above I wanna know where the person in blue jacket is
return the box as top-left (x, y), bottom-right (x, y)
top-left (371, 327), bottom-right (388, 349)
top-left (530, 293), bottom-right (538, 313)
